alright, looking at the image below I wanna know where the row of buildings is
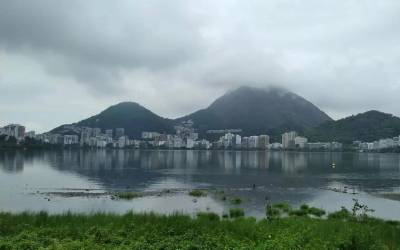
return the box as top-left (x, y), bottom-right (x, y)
top-left (0, 122), bottom-right (376, 152)
top-left (35, 126), bottom-right (131, 148)
top-left (281, 131), bottom-right (343, 151)
top-left (0, 124), bottom-right (35, 141)
top-left (355, 136), bottom-right (400, 152)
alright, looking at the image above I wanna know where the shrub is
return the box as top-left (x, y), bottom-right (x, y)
top-left (328, 207), bottom-right (352, 220)
top-left (273, 202), bottom-right (292, 213)
top-left (300, 204), bottom-right (309, 210)
top-left (308, 207), bottom-right (326, 217)
top-left (289, 209), bottom-right (309, 217)
top-left (196, 212), bottom-right (220, 221)
top-left (266, 205), bottom-right (281, 219)
top-left (229, 208), bottom-right (245, 218)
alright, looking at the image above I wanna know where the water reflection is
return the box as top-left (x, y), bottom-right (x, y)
top-left (1, 149), bottom-right (400, 175)
top-left (1, 150), bottom-right (400, 218)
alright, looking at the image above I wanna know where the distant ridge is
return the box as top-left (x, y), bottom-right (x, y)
top-left (306, 110), bottom-right (400, 143)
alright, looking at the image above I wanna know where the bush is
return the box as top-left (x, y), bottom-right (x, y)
top-left (273, 202), bottom-right (292, 213)
top-left (289, 209), bottom-right (309, 217)
top-left (229, 208), bottom-right (245, 218)
top-left (328, 207), bottom-right (352, 220)
top-left (308, 207), bottom-right (326, 217)
top-left (266, 205), bottom-right (281, 219)
top-left (287, 204), bottom-right (326, 218)
top-left (189, 190), bottom-right (207, 197)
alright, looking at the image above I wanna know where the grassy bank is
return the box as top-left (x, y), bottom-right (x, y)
top-left (0, 210), bottom-right (399, 250)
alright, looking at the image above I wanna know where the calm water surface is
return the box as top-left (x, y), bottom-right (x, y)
top-left (1, 150), bottom-right (400, 219)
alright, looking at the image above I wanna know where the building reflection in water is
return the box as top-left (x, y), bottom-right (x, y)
top-left (1, 150), bottom-right (400, 175)
top-left (0, 151), bottom-right (25, 173)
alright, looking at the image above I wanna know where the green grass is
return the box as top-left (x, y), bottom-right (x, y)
top-left (0, 200), bottom-right (399, 249)
top-left (189, 189), bottom-right (207, 197)
top-left (115, 191), bottom-right (141, 200)
top-left (0, 211), bottom-right (399, 249)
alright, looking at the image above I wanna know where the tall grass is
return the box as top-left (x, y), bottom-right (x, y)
top-left (0, 208), bottom-right (399, 249)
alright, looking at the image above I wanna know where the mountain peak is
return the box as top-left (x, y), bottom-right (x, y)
top-left (105, 101), bottom-right (144, 110)
top-left (178, 85), bottom-right (332, 138)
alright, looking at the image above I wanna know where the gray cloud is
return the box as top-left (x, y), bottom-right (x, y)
top-left (0, 0), bottom-right (400, 131)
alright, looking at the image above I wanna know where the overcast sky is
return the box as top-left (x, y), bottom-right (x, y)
top-left (1, 0), bottom-right (399, 132)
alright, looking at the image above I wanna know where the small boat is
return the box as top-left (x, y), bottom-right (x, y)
top-left (331, 162), bottom-right (336, 168)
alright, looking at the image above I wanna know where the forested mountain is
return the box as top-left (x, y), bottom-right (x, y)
top-left (306, 110), bottom-right (400, 144)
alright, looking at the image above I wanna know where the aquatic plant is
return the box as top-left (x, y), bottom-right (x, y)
top-left (230, 197), bottom-right (242, 205)
top-left (189, 189), bottom-right (207, 197)
top-left (115, 191), bottom-right (141, 200)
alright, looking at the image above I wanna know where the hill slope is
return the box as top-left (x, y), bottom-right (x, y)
top-left (176, 86), bottom-right (332, 138)
top-left (53, 102), bottom-right (174, 138)
top-left (306, 110), bottom-right (400, 144)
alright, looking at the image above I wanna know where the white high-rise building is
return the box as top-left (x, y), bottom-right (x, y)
top-left (64, 135), bottom-right (79, 145)
top-left (249, 136), bottom-right (259, 149)
top-left (80, 127), bottom-right (93, 145)
top-left (117, 136), bottom-right (128, 148)
top-left (105, 129), bottom-right (113, 139)
top-left (186, 138), bottom-right (195, 149)
top-left (234, 135), bottom-right (242, 148)
top-left (258, 135), bottom-right (270, 149)
top-left (282, 131), bottom-right (297, 149)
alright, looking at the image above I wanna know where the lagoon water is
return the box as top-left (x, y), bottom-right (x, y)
top-left (1, 149), bottom-right (400, 219)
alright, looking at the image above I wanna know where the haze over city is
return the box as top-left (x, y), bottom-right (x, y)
top-left (1, 0), bottom-right (400, 133)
